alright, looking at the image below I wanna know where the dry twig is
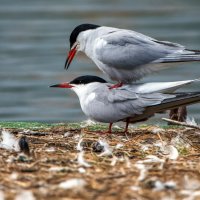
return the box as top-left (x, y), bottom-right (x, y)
top-left (162, 118), bottom-right (200, 130)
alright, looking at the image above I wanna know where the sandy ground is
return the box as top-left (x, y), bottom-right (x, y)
top-left (0, 124), bottom-right (200, 200)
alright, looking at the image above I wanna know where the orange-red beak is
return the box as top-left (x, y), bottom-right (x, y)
top-left (64, 44), bottom-right (77, 70)
top-left (50, 82), bottom-right (74, 88)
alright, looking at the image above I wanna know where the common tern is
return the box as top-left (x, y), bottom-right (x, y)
top-left (50, 75), bottom-right (200, 133)
top-left (65, 24), bottom-right (200, 86)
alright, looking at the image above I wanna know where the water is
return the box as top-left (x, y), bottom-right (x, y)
top-left (0, 0), bottom-right (200, 122)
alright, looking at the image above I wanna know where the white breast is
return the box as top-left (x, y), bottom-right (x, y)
top-left (85, 92), bottom-right (96, 105)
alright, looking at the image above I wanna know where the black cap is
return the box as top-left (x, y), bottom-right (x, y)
top-left (69, 24), bottom-right (100, 48)
top-left (70, 75), bottom-right (107, 85)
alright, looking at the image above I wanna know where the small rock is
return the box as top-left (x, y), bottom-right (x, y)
top-left (92, 141), bottom-right (104, 153)
top-left (18, 136), bottom-right (30, 156)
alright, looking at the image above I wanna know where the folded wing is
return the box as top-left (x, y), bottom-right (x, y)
top-left (95, 28), bottom-right (200, 81)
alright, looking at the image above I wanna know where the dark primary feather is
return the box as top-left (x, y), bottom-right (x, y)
top-left (156, 49), bottom-right (200, 63)
top-left (132, 92), bottom-right (200, 123)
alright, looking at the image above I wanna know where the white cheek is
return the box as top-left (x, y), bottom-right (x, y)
top-left (85, 93), bottom-right (96, 105)
top-left (77, 30), bottom-right (93, 51)
top-left (71, 86), bottom-right (84, 98)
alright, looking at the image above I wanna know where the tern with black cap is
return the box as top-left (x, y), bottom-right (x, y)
top-left (65, 24), bottom-right (200, 88)
top-left (50, 75), bottom-right (200, 133)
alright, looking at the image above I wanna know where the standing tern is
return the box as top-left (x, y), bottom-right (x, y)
top-left (65, 24), bottom-right (200, 86)
top-left (50, 75), bottom-right (200, 133)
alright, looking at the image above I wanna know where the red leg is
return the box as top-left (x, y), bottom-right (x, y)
top-left (109, 82), bottom-right (123, 89)
top-left (124, 118), bottom-right (130, 133)
top-left (108, 123), bottom-right (113, 133)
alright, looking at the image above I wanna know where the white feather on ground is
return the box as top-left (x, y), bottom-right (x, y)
top-left (49, 166), bottom-right (69, 172)
top-left (181, 191), bottom-right (200, 200)
top-left (163, 145), bottom-right (179, 160)
top-left (113, 124), bottom-right (122, 130)
top-left (125, 156), bottom-right (131, 168)
top-left (15, 190), bottom-right (36, 200)
top-left (98, 139), bottom-right (112, 156)
top-left (77, 151), bottom-right (91, 167)
top-left (76, 136), bottom-right (91, 167)
top-left (140, 144), bottom-right (150, 152)
top-left (45, 147), bottom-right (55, 152)
top-left (153, 180), bottom-right (176, 191)
top-left (76, 138), bottom-right (83, 151)
top-left (73, 134), bottom-right (81, 141)
top-left (134, 163), bottom-right (147, 181)
top-left (135, 155), bottom-right (165, 181)
top-left (186, 117), bottom-right (197, 126)
top-left (58, 178), bottom-right (86, 190)
top-left (154, 141), bottom-right (167, 148)
top-left (80, 119), bottom-right (96, 128)
top-left (0, 191), bottom-right (4, 200)
top-left (152, 127), bottom-right (164, 134)
top-left (137, 155), bottom-right (165, 163)
top-left (78, 167), bottom-right (86, 174)
top-left (115, 143), bottom-right (124, 149)
top-left (110, 156), bottom-right (118, 166)
top-left (63, 132), bottom-right (73, 137)
top-left (10, 172), bottom-right (18, 180)
top-left (130, 186), bottom-right (141, 191)
top-left (155, 141), bottom-right (179, 160)
top-left (0, 130), bottom-right (19, 151)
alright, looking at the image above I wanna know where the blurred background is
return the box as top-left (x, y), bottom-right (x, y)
top-left (0, 0), bottom-right (200, 123)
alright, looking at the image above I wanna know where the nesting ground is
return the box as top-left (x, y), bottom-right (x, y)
top-left (0, 122), bottom-right (200, 200)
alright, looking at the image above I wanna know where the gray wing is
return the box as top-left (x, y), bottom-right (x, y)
top-left (89, 85), bottom-right (174, 123)
top-left (94, 29), bottom-right (200, 81)
top-left (95, 29), bottom-right (185, 68)
top-left (107, 87), bottom-right (174, 115)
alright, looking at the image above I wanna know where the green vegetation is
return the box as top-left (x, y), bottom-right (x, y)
top-left (178, 146), bottom-right (189, 155)
top-left (0, 122), bottom-right (54, 129)
top-left (0, 121), bottom-right (181, 131)
top-left (160, 125), bottom-right (183, 129)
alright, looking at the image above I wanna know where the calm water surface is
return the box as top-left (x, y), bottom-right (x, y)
top-left (0, 0), bottom-right (200, 123)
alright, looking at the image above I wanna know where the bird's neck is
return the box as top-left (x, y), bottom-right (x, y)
top-left (77, 29), bottom-right (96, 55)
top-left (72, 83), bottom-right (100, 115)
top-left (72, 84), bottom-right (94, 102)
